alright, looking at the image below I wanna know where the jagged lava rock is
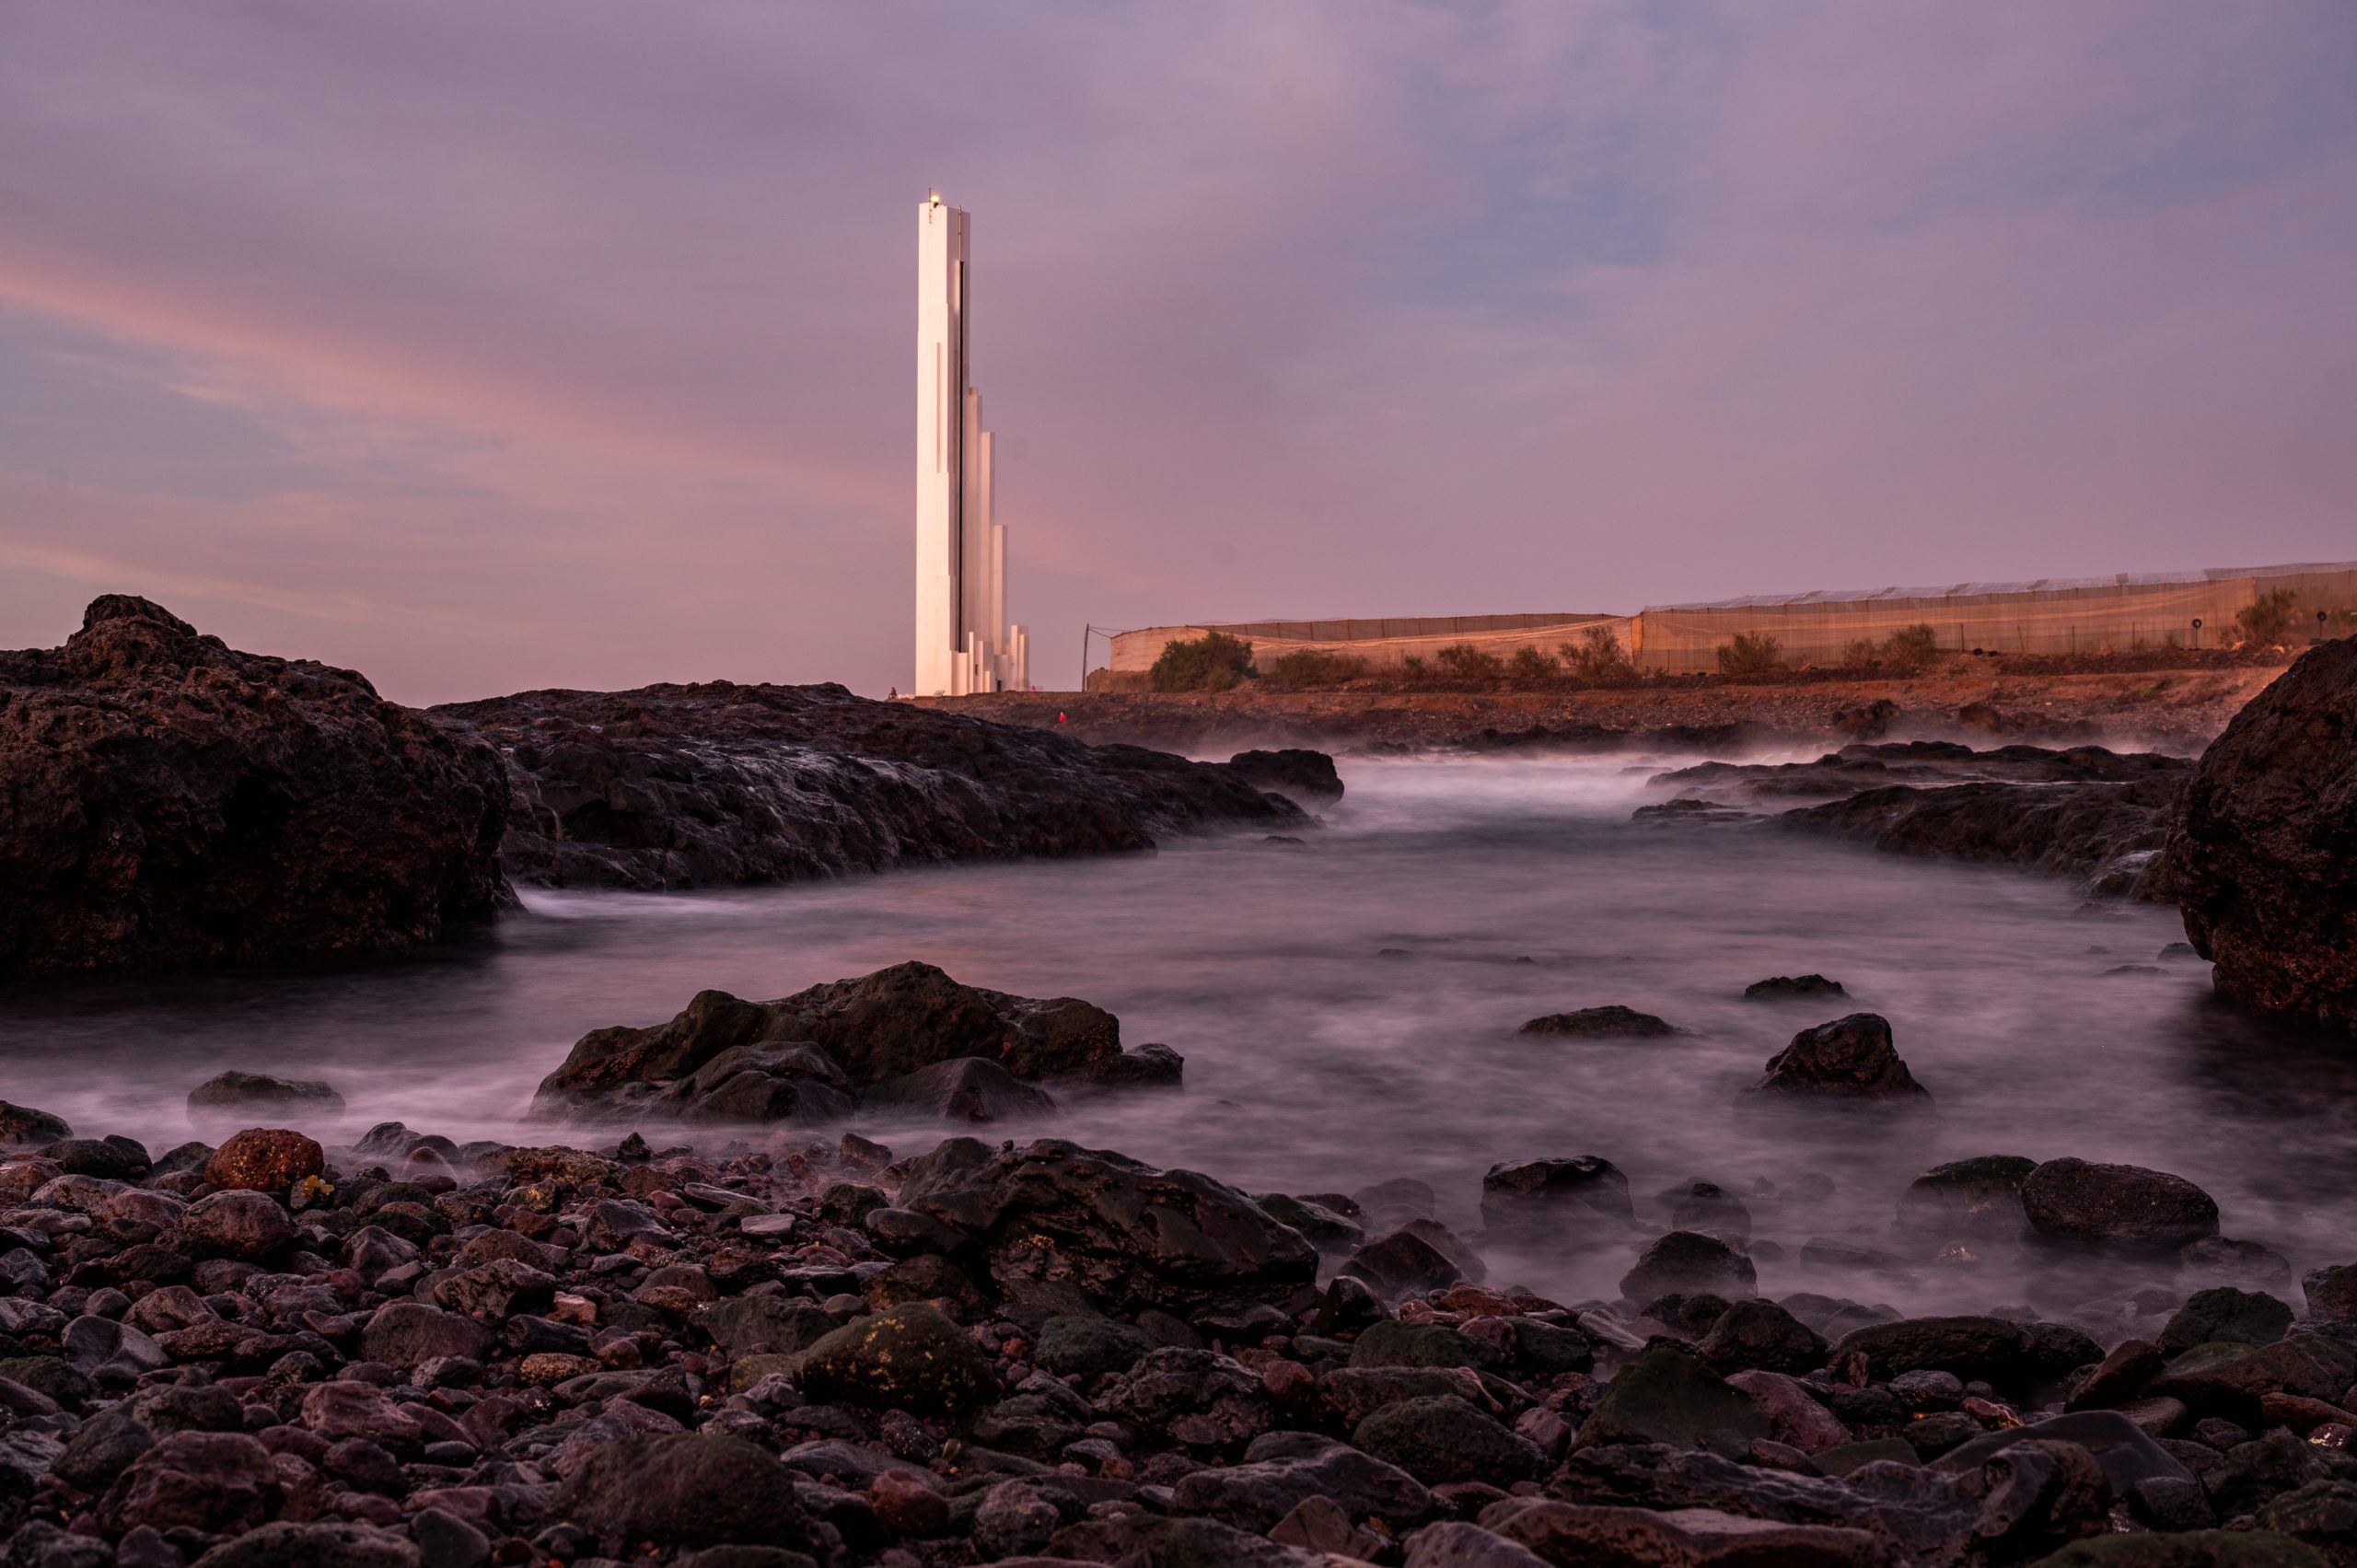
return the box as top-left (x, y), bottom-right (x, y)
top-left (1225, 748), bottom-right (1346, 803)
top-left (433, 679), bottom-right (1308, 889)
top-left (1747, 1013), bottom-right (1931, 1103)
top-left (0, 597), bottom-right (508, 978)
top-left (2165, 637), bottom-right (2357, 1031)
top-left (534, 959), bottom-right (1167, 1121)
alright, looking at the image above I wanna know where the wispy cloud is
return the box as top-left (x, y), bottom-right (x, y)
top-left (2, 1), bottom-right (2351, 700)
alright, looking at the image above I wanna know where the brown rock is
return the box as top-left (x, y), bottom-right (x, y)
top-left (203, 1128), bottom-right (325, 1192)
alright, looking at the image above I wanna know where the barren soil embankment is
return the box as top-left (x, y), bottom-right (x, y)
top-left (934, 660), bottom-right (2287, 758)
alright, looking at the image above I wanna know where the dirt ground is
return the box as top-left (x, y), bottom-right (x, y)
top-left (928, 659), bottom-right (2288, 758)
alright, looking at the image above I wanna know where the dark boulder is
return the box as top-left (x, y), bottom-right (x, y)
top-left (357, 1302), bottom-right (494, 1367)
top-left (2303, 1261), bottom-right (2357, 1325)
top-left (1475, 1497), bottom-right (1886, 1568)
top-left (0, 1102), bottom-right (72, 1147)
top-left (1620, 1231), bottom-right (1757, 1304)
top-left (1577, 1341), bottom-right (1770, 1450)
top-left (1033, 1314), bottom-right (1155, 1382)
top-left (861, 1056), bottom-right (1057, 1122)
top-left (1096, 1346), bottom-right (1274, 1455)
top-left (1698, 1298), bottom-right (1829, 1376)
top-left (894, 1137), bottom-right (1318, 1313)
top-left (1348, 1320), bottom-right (1506, 1376)
top-left (1354, 1395), bottom-right (1545, 1486)
top-left (99, 1430), bottom-right (280, 1536)
top-left (0, 596), bottom-right (508, 978)
top-left (792, 1303), bottom-right (999, 1416)
top-left (188, 1523), bottom-right (422, 1567)
top-left (1226, 749), bottom-right (1345, 804)
top-left (2165, 638), bottom-right (2357, 1031)
top-left (1898, 1155), bottom-right (2036, 1239)
top-left (1172, 1431), bottom-right (1431, 1532)
top-left (2020, 1159), bottom-right (2220, 1249)
top-left (1746, 1013), bottom-right (1931, 1103)
top-left (1479, 1156), bottom-right (1632, 1238)
top-left (1746, 974), bottom-right (1847, 999)
top-left (1518, 1005), bottom-right (1679, 1039)
top-left (187, 1072), bottom-right (344, 1116)
top-left (1341, 1229), bottom-right (1465, 1301)
top-left (180, 1191), bottom-right (295, 1260)
top-left (1831, 1316), bottom-right (2027, 1385)
top-left (2157, 1288), bottom-right (2292, 1357)
top-left (433, 679), bottom-right (1305, 889)
top-left (545, 1433), bottom-right (813, 1551)
top-left (1252, 1192), bottom-right (1364, 1250)
top-left (2145, 1334), bottom-right (2357, 1425)
top-left (533, 962), bottom-right (1144, 1121)
top-left (2002, 1531), bottom-right (2325, 1567)
top-left (1782, 773), bottom-right (2189, 892)
top-left (1935, 1411), bottom-right (2195, 1496)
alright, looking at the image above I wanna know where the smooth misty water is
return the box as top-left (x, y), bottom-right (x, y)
top-left (8, 754), bottom-right (2353, 1318)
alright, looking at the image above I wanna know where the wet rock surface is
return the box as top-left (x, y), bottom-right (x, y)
top-left (1642, 740), bottom-right (2195, 897)
top-left (1518, 1006), bottom-right (1681, 1040)
top-left (1747, 1013), bottom-right (1932, 1105)
top-left (1224, 749), bottom-right (1347, 805)
top-left (0, 598), bottom-right (509, 979)
top-left (532, 960), bottom-right (1175, 1123)
top-left (0, 1111), bottom-right (2347, 1566)
top-left (433, 680), bottom-right (1314, 889)
top-left (2165, 637), bottom-right (2357, 1033)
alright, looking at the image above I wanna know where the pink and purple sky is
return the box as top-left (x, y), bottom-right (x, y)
top-left (3, 2), bottom-right (2352, 701)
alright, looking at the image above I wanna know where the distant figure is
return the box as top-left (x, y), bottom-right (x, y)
top-left (888, 686), bottom-right (897, 699)
top-left (1058, 712), bottom-right (1067, 724)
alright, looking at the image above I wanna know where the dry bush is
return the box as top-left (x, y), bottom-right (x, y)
top-left (1562, 625), bottom-right (1639, 684)
top-left (1716, 631), bottom-right (1785, 677)
top-left (2235, 588), bottom-right (2301, 648)
top-left (1506, 646), bottom-right (1562, 682)
top-left (1261, 648), bottom-right (1367, 688)
top-left (1434, 643), bottom-right (1506, 679)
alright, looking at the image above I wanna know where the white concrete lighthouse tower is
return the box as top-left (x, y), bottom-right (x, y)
top-left (915, 192), bottom-right (1028, 696)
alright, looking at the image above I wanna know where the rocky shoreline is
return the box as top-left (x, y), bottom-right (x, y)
top-left (0, 601), bottom-right (1325, 979)
top-left (0, 1063), bottom-right (2350, 1568)
top-left (433, 687), bottom-right (1324, 893)
top-left (1631, 741), bottom-right (2194, 899)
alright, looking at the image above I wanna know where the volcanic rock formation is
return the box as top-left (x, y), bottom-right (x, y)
top-left (2165, 637), bottom-right (2357, 1032)
top-left (0, 598), bottom-right (509, 978)
top-left (435, 680), bottom-right (1313, 889)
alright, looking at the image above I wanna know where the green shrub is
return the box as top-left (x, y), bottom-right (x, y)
top-left (1149, 632), bottom-right (1256, 691)
top-left (2235, 588), bottom-right (2300, 647)
top-left (1261, 648), bottom-right (1367, 688)
top-left (1399, 655), bottom-right (1427, 678)
top-left (1716, 631), bottom-right (1784, 677)
top-left (1506, 646), bottom-right (1561, 682)
top-left (1434, 643), bottom-right (1506, 679)
top-left (1562, 625), bottom-right (1639, 684)
top-left (1840, 637), bottom-right (1882, 670)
